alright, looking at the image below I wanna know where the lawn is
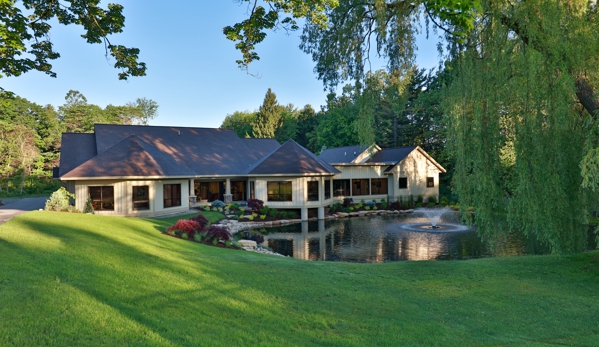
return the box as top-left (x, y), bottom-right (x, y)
top-left (0, 211), bottom-right (598, 346)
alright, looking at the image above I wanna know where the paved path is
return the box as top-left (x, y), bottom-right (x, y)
top-left (0, 197), bottom-right (47, 225)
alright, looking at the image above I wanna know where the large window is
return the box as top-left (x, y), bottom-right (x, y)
top-left (164, 184), bottom-right (181, 208)
top-left (333, 179), bottom-right (350, 197)
top-left (371, 178), bottom-right (388, 195)
top-left (352, 179), bottom-right (370, 196)
top-left (307, 181), bottom-right (319, 201)
top-left (324, 180), bottom-right (331, 200)
top-left (427, 177), bottom-right (435, 188)
top-left (89, 186), bottom-right (114, 211)
top-left (267, 181), bottom-right (292, 201)
top-left (230, 180), bottom-right (246, 201)
top-left (399, 177), bottom-right (408, 189)
top-left (132, 186), bottom-right (150, 210)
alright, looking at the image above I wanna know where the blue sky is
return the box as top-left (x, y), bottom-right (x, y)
top-left (3, 1), bottom-right (441, 128)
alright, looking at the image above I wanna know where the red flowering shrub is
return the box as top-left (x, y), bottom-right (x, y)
top-left (189, 213), bottom-right (209, 229)
top-left (204, 225), bottom-right (232, 243)
top-left (166, 219), bottom-right (202, 237)
top-left (247, 199), bottom-right (264, 212)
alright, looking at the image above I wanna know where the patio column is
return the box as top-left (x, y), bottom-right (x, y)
top-left (224, 178), bottom-right (232, 203)
top-left (188, 178), bottom-right (196, 206)
top-left (301, 208), bottom-right (308, 221)
top-left (317, 206), bottom-right (325, 220)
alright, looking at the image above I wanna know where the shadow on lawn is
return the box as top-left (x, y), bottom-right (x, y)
top-left (1, 215), bottom-right (361, 345)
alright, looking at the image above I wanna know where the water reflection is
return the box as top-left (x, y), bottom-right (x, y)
top-left (256, 213), bottom-right (596, 262)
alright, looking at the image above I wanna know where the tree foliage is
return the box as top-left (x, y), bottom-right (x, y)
top-left (229, 0), bottom-right (599, 252)
top-left (0, 0), bottom-right (145, 80)
top-left (0, 90), bottom-right (158, 195)
top-left (253, 88), bottom-right (281, 138)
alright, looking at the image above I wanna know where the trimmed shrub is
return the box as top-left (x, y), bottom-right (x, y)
top-left (45, 187), bottom-right (75, 211)
top-left (280, 211), bottom-right (288, 219)
top-left (260, 206), bottom-right (270, 215)
top-left (247, 199), bottom-right (264, 212)
top-left (268, 209), bottom-right (278, 217)
top-left (440, 196), bottom-right (449, 206)
top-left (365, 206), bottom-right (371, 210)
top-left (167, 219), bottom-right (202, 237)
top-left (204, 225), bottom-right (232, 243)
top-left (341, 207), bottom-right (351, 213)
top-left (427, 196), bottom-right (437, 204)
top-left (211, 200), bottom-right (225, 208)
top-left (229, 202), bottom-right (240, 210)
top-left (181, 233), bottom-right (189, 240)
top-left (235, 210), bottom-right (244, 217)
top-left (260, 214), bottom-right (266, 220)
top-left (342, 197), bottom-right (353, 207)
top-left (287, 211), bottom-right (297, 219)
top-left (189, 213), bottom-right (209, 229)
top-left (83, 194), bottom-right (95, 214)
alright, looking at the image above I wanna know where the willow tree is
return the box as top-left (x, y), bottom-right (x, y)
top-left (228, 0), bottom-right (599, 252)
top-left (442, 1), bottom-right (599, 253)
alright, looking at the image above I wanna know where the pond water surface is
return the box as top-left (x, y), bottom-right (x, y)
top-left (245, 211), bottom-right (597, 262)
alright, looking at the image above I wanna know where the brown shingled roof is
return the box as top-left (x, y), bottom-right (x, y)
top-left (92, 124), bottom-right (277, 175)
top-left (61, 135), bottom-right (196, 178)
top-left (59, 133), bottom-right (97, 177)
top-left (248, 140), bottom-right (340, 175)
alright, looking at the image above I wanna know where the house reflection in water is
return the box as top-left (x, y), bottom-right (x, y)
top-left (263, 217), bottom-right (460, 262)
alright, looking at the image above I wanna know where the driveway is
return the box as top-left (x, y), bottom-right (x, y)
top-left (0, 197), bottom-right (47, 225)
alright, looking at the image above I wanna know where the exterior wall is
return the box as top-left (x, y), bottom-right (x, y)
top-left (253, 176), bottom-right (334, 208)
top-left (331, 150), bottom-right (443, 203)
top-left (70, 179), bottom-right (189, 217)
top-left (391, 150), bottom-right (441, 202)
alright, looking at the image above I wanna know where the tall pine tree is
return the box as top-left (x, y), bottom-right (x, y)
top-left (253, 88), bottom-right (281, 139)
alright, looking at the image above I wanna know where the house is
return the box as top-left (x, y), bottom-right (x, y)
top-left (57, 124), bottom-right (339, 219)
top-left (318, 144), bottom-right (446, 203)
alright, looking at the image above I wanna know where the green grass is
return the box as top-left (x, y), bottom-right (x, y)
top-left (1, 211), bottom-right (598, 346)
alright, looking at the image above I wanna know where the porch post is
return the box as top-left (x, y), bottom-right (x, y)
top-left (224, 178), bottom-right (232, 203)
top-left (301, 208), bottom-right (308, 221)
top-left (188, 178), bottom-right (196, 206)
top-left (317, 206), bottom-right (325, 220)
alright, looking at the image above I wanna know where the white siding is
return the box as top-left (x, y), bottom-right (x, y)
top-left (72, 179), bottom-right (190, 216)
top-left (392, 150), bottom-right (441, 201)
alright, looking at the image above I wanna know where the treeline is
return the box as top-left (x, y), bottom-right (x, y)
top-left (221, 68), bottom-right (452, 194)
top-left (0, 90), bottom-right (158, 196)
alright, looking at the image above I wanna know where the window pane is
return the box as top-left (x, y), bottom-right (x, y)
top-left (164, 184), bottom-right (181, 208)
top-left (399, 177), bottom-right (408, 189)
top-left (371, 178), bottom-right (388, 195)
top-left (427, 177), bottom-right (434, 188)
top-left (89, 186), bottom-right (114, 211)
top-left (268, 181), bottom-right (292, 201)
top-left (307, 181), bottom-right (319, 201)
top-left (324, 180), bottom-right (331, 199)
top-left (352, 179), bottom-right (369, 196)
top-left (333, 179), bottom-right (350, 197)
top-left (133, 186), bottom-right (149, 210)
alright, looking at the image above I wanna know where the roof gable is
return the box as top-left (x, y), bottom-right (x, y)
top-left (248, 140), bottom-right (340, 175)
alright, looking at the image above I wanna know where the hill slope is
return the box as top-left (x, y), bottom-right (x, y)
top-left (1, 211), bottom-right (598, 346)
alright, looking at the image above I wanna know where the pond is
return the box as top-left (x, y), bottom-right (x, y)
top-left (243, 210), bottom-right (597, 262)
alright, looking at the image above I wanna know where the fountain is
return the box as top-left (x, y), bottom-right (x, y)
top-left (397, 207), bottom-right (471, 232)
